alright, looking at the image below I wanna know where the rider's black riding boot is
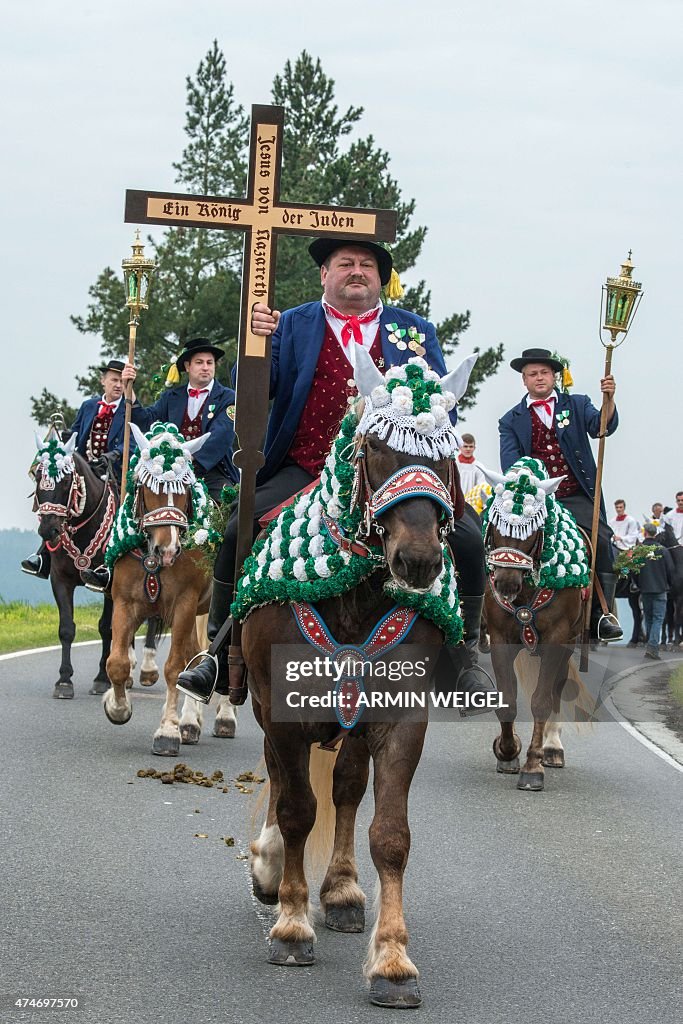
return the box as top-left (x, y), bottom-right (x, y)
top-left (460, 594), bottom-right (485, 664)
top-left (176, 579), bottom-right (233, 704)
top-left (444, 594), bottom-right (498, 715)
top-left (82, 565), bottom-right (112, 593)
top-left (591, 572), bottom-right (623, 642)
top-left (21, 544), bottom-right (51, 579)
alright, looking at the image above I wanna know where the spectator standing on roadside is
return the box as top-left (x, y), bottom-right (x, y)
top-left (637, 522), bottom-right (674, 660)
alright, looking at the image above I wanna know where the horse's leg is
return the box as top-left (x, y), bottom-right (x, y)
top-left (139, 617), bottom-right (161, 686)
top-left (178, 695), bottom-right (204, 745)
top-left (178, 621), bottom-right (204, 744)
top-left (212, 692), bottom-right (237, 738)
top-left (51, 575), bottom-right (77, 699)
top-left (490, 642), bottom-right (522, 773)
top-left (518, 645), bottom-right (570, 792)
top-left (543, 719), bottom-right (565, 768)
top-left (251, 735), bottom-right (284, 905)
top-left (363, 723), bottom-right (426, 1008)
top-left (320, 734), bottom-right (370, 934)
top-left (89, 595), bottom-right (113, 694)
top-left (152, 602), bottom-right (196, 756)
top-left (267, 730), bottom-right (317, 965)
top-left (104, 601), bottom-right (136, 724)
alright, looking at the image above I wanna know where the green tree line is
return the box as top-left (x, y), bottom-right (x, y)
top-left (32, 42), bottom-right (503, 425)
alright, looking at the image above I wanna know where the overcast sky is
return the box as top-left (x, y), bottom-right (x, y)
top-left (3, 0), bottom-right (680, 531)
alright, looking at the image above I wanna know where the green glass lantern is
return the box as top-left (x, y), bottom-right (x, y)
top-left (122, 229), bottom-right (155, 314)
top-left (600, 251), bottom-right (643, 346)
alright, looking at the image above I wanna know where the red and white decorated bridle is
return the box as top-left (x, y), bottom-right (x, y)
top-left (352, 450), bottom-right (456, 542)
top-left (34, 468), bottom-right (115, 570)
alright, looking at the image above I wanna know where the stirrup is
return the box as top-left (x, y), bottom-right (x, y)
top-left (176, 650), bottom-right (219, 704)
top-left (597, 612), bottom-right (623, 642)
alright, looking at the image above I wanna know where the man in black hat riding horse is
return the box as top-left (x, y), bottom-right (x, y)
top-left (83, 339), bottom-right (239, 592)
top-left (499, 347), bottom-right (623, 640)
top-left (177, 237), bottom-right (494, 704)
top-left (22, 359), bottom-right (128, 579)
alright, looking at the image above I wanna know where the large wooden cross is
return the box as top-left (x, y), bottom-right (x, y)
top-left (125, 103), bottom-right (397, 697)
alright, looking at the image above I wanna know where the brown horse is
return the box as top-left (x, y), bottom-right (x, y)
top-left (237, 346), bottom-right (481, 1008)
top-left (483, 464), bottom-right (591, 792)
top-left (104, 425), bottom-right (236, 752)
top-left (242, 431), bottom-right (461, 1008)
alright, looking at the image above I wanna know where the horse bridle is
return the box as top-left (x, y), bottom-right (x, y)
top-left (134, 485), bottom-right (191, 533)
top-left (484, 524), bottom-right (545, 587)
top-left (351, 442), bottom-right (456, 545)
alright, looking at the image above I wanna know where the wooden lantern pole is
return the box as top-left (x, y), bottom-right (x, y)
top-left (120, 231), bottom-right (155, 501)
top-left (579, 253), bottom-right (643, 671)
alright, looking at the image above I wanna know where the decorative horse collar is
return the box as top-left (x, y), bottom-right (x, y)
top-left (291, 602), bottom-right (418, 731)
top-left (487, 578), bottom-right (556, 652)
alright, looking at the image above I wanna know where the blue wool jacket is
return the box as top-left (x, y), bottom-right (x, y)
top-left (70, 396), bottom-right (126, 469)
top-left (257, 302), bottom-right (450, 483)
top-left (131, 380), bottom-right (238, 482)
top-left (499, 389), bottom-right (618, 513)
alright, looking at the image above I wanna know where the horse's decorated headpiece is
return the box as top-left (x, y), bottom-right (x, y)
top-left (129, 422), bottom-right (209, 494)
top-left (352, 347), bottom-right (478, 459)
top-left (33, 431), bottom-right (77, 485)
top-left (482, 457), bottom-right (564, 539)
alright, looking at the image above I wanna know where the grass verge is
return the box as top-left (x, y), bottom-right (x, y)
top-left (0, 600), bottom-right (109, 655)
top-left (669, 664), bottom-right (683, 708)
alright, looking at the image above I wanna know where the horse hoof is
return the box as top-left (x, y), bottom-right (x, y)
top-left (53, 682), bottom-right (74, 700)
top-left (324, 903), bottom-right (365, 933)
top-left (496, 757), bottom-right (520, 774)
top-left (139, 670), bottom-right (159, 687)
top-left (103, 701), bottom-right (132, 725)
top-left (88, 679), bottom-right (110, 695)
top-left (252, 877), bottom-right (279, 905)
top-left (543, 749), bottom-right (565, 768)
top-left (125, 676), bottom-right (134, 690)
top-left (213, 719), bottom-right (236, 739)
top-left (268, 938), bottom-right (315, 966)
top-left (518, 771), bottom-right (544, 791)
top-left (180, 723), bottom-right (201, 745)
top-left (369, 976), bottom-right (422, 1009)
top-left (152, 734), bottom-right (180, 757)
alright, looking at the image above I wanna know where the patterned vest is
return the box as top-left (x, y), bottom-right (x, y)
top-left (180, 406), bottom-right (204, 441)
top-left (87, 408), bottom-right (114, 460)
top-left (288, 323), bottom-right (383, 477)
top-left (530, 411), bottom-right (579, 498)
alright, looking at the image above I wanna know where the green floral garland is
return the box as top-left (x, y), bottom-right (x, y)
top-left (482, 456), bottom-right (590, 589)
top-left (614, 543), bottom-right (662, 577)
top-left (232, 410), bottom-right (463, 644)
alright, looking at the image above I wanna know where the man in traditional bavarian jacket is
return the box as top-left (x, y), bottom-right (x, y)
top-left (178, 237), bottom-right (493, 704)
top-left (122, 337), bottom-right (238, 501)
top-left (22, 359), bottom-right (127, 578)
top-left (499, 347), bottom-right (623, 640)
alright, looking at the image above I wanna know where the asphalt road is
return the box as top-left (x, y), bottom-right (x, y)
top-left (1, 641), bottom-right (681, 1024)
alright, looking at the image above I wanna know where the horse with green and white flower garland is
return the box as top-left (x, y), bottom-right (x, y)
top-left (481, 456), bottom-right (594, 791)
top-left (103, 422), bottom-right (237, 753)
top-left (240, 347), bottom-right (477, 1009)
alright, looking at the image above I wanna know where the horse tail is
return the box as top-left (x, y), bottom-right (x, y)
top-left (514, 650), bottom-right (596, 732)
top-left (305, 744), bottom-right (338, 877)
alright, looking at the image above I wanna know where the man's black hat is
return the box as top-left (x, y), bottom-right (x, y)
top-left (510, 348), bottom-right (564, 374)
top-left (175, 338), bottom-right (225, 372)
top-left (99, 359), bottom-right (125, 374)
top-left (308, 237), bottom-right (393, 287)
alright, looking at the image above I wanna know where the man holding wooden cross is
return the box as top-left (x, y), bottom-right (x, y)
top-left (178, 236), bottom-right (493, 703)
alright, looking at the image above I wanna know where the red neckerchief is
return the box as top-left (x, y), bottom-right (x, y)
top-left (530, 398), bottom-right (554, 417)
top-left (324, 304), bottom-right (380, 346)
top-left (188, 387), bottom-right (209, 399)
top-left (97, 401), bottom-right (116, 418)
top-left (458, 454), bottom-right (475, 464)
